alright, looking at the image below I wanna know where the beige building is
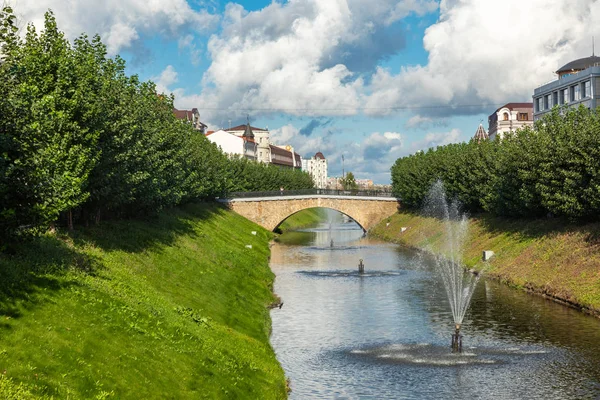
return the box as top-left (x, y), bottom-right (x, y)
top-left (302, 152), bottom-right (328, 188)
top-left (210, 122), bottom-right (301, 168)
top-left (487, 103), bottom-right (533, 140)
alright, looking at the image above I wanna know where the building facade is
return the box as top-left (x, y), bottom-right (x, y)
top-left (302, 152), bottom-right (328, 188)
top-left (487, 103), bottom-right (533, 140)
top-left (208, 122), bottom-right (302, 168)
top-left (173, 108), bottom-right (207, 133)
top-left (205, 129), bottom-right (257, 160)
top-left (533, 55), bottom-right (600, 121)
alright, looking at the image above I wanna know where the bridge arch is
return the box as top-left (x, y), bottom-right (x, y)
top-left (273, 207), bottom-right (365, 232)
top-left (222, 195), bottom-right (399, 232)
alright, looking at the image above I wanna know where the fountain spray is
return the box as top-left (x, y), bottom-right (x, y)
top-left (423, 180), bottom-right (480, 352)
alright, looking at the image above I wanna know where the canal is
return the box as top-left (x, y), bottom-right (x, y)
top-left (269, 218), bottom-right (600, 399)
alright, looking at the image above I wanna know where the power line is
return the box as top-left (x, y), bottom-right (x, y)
top-left (178, 103), bottom-right (511, 112)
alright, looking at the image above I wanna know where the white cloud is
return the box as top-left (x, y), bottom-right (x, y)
top-left (12, 0), bottom-right (218, 55)
top-left (181, 0), bottom-right (600, 123)
top-left (364, 0), bottom-right (600, 115)
top-left (409, 128), bottom-right (462, 151)
top-left (178, 34), bottom-right (203, 66)
top-left (152, 65), bottom-right (179, 94)
top-left (172, 0), bottom-right (438, 122)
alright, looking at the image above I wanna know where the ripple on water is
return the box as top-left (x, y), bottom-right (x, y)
top-left (344, 343), bottom-right (542, 367)
top-left (297, 270), bottom-right (404, 278)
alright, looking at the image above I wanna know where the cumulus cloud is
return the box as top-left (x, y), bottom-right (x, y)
top-left (152, 65), bottom-right (179, 94)
top-left (178, 0), bottom-right (600, 123)
top-left (364, 0), bottom-right (600, 116)
top-left (176, 0), bottom-right (438, 122)
top-left (12, 0), bottom-right (217, 55)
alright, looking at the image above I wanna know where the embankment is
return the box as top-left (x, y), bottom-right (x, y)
top-left (370, 211), bottom-right (600, 316)
top-left (0, 203), bottom-right (286, 399)
top-left (276, 208), bottom-right (328, 233)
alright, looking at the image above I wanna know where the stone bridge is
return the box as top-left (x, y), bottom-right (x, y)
top-left (219, 189), bottom-right (400, 231)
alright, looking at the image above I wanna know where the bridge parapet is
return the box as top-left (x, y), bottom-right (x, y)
top-left (224, 188), bottom-right (394, 199)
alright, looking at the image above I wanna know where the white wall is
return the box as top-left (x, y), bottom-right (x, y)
top-left (206, 130), bottom-right (244, 156)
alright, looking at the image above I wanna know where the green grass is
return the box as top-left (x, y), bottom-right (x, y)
top-left (0, 203), bottom-right (286, 399)
top-left (371, 211), bottom-right (600, 314)
top-left (276, 208), bottom-right (328, 233)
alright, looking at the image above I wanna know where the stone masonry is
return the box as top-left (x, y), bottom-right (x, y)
top-left (223, 196), bottom-right (400, 231)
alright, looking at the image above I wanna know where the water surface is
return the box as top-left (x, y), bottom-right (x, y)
top-left (270, 222), bottom-right (600, 399)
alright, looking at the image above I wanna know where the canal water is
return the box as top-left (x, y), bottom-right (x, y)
top-left (269, 219), bottom-right (600, 399)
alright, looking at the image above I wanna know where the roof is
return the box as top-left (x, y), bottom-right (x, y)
top-left (227, 124), bottom-right (267, 132)
top-left (473, 124), bottom-right (488, 142)
top-left (488, 103), bottom-right (533, 122)
top-left (315, 152), bottom-right (325, 160)
top-left (494, 102), bottom-right (533, 113)
top-left (557, 55), bottom-right (600, 74)
top-left (173, 109), bottom-right (196, 120)
top-left (242, 123), bottom-right (254, 139)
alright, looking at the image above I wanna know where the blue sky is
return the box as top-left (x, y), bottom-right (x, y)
top-left (13, 0), bottom-right (600, 183)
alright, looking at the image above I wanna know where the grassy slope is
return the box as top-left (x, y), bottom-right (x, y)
top-left (0, 203), bottom-right (286, 399)
top-left (370, 211), bottom-right (600, 314)
top-left (276, 208), bottom-right (328, 233)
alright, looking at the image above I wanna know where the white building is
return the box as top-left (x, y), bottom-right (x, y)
top-left (205, 129), bottom-right (257, 160)
top-left (302, 152), bottom-right (328, 189)
top-left (207, 122), bottom-right (302, 168)
top-left (487, 103), bottom-right (533, 140)
top-left (225, 124), bottom-right (271, 163)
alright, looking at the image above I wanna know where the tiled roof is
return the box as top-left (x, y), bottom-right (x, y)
top-left (228, 124), bottom-right (267, 132)
top-left (473, 124), bottom-right (488, 142)
top-left (315, 152), bottom-right (325, 160)
top-left (173, 109), bottom-right (195, 120)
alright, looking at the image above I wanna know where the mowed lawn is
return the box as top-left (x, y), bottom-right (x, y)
top-left (0, 203), bottom-right (286, 399)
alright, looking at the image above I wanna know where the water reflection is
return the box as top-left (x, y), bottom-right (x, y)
top-left (270, 221), bottom-right (600, 399)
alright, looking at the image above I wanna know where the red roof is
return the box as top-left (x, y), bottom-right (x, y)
top-left (227, 124), bottom-right (267, 131)
top-left (315, 152), bottom-right (325, 160)
top-left (493, 102), bottom-right (533, 113)
top-left (205, 131), bottom-right (215, 136)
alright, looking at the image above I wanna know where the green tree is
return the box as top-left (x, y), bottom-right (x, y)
top-left (341, 172), bottom-right (358, 190)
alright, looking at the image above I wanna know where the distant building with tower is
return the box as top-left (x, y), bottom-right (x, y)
top-left (302, 152), bottom-right (328, 188)
top-left (206, 121), bottom-right (301, 168)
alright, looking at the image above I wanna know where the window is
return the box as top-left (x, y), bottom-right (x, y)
top-left (553, 91), bottom-right (559, 106)
top-left (536, 97), bottom-right (543, 112)
top-left (544, 95), bottom-right (550, 109)
top-left (561, 89), bottom-right (568, 104)
top-left (571, 85), bottom-right (580, 101)
top-left (583, 80), bottom-right (591, 98)
top-left (517, 113), bottom-right (528, 121)
top-left (503, 112), bottom-right (509, 121)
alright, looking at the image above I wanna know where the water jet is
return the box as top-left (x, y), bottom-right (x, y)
top-left (423, 180), bottom-right (480, 353)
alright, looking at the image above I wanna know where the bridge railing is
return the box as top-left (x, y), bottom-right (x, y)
top-left (223, 188), bottom-right (395, 199)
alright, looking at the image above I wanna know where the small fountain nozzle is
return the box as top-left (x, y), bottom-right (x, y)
top-left (451, 323), bottom-right (462, 353)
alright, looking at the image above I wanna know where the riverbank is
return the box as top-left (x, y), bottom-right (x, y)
top-left (0, 203), bottom-right (286, 399)
top-left (370, 211), bottom-right (600, 316)
top-left (276, 208), bottom-right (328, 233)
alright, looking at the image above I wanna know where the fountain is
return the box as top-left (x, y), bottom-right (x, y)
top-left (422, 180), bottom-right (480, 352)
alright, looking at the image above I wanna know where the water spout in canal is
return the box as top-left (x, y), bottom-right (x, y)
top-left (423, 180), bottom-right (479, 352)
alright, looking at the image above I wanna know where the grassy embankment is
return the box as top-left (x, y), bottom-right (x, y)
top-left (275, 208), bottom-right (328, 233)
top-left (371, 211), bottom-right (600, 315)
top-left (0, 203), bottom-right (286, 399)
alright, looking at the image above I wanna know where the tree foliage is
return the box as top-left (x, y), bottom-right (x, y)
top-left (340, 172), bottom-right (358, 190)
top-left (391, 106), bottom-right (600, 220)
top-left (0, 8), bottom-right (313, 243)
